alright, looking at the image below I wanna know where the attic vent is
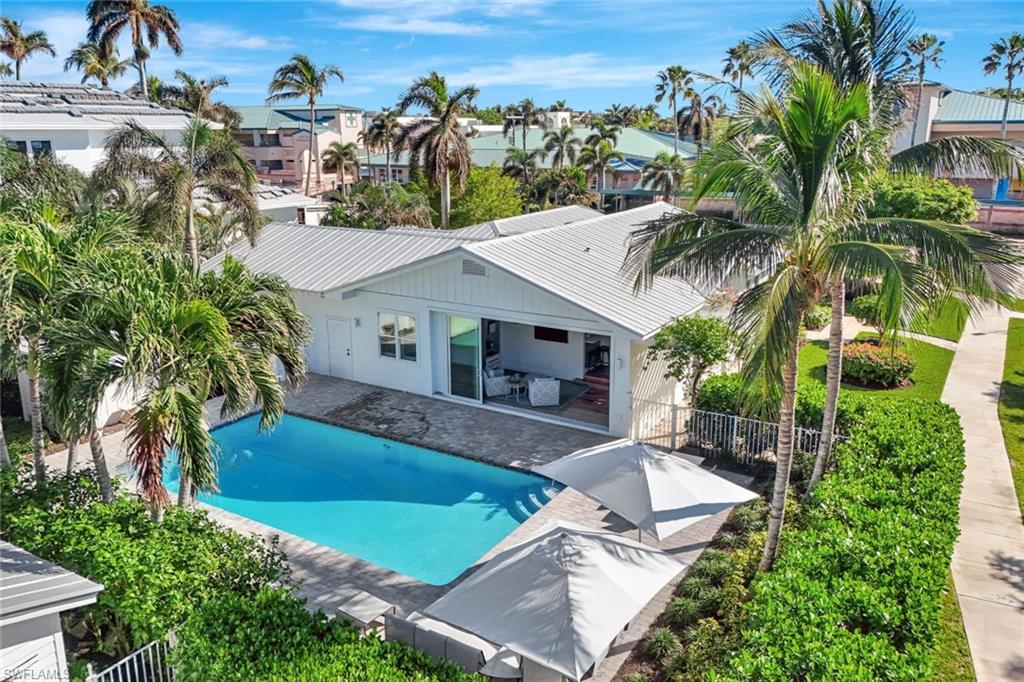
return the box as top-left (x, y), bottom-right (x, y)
top-left (462, 259), bottom-right (487, 277)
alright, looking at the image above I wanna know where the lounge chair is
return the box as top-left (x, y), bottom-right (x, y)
top-left (528, 377), bottom-right (559, 407)
top-left (484, 368), bottom-right (511, 398)
top-left (384, 612), bottom-right (500, 675)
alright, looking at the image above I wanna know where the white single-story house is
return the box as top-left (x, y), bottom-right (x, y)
top-left (1, 540), bottom-right (103, 681)
top-left (205, 203), bottom-right (707, 436)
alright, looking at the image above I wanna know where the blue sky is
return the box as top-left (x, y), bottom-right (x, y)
top-left (6, 0), bottom-right (1023, 112)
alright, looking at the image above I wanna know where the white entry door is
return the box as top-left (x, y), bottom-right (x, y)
top-left (326, 317), bottom-right (353, 379)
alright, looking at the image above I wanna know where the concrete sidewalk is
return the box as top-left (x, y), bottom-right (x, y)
top-left (941, 308), bottom-right (1024, 681)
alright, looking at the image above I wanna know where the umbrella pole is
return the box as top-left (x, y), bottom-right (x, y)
top-left (637, 527), bottom-right (642, 543)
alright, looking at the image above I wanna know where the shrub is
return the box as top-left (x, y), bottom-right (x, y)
top-left (868, 172), bottom-right (978, 224)
top-left (646, 316), bottom-right (734, 397)
top-left (842, 341), bottom-right (915, 388)
top-left (694, 373), bottom-right (744, 414)
top-left (849, 294), bottom-right (887, 337)
top-left (688, 549), bottom-right (732, 585)
top-left (726, 500), bottom-right (767, 536)
top-left (803, 305), bottom-right (831, 331)
top-left (665, 596), bottom-right (702, 628)
top-left (721, 400), bottom-right (965, 680)
top-left (641, 626), bottom-right (680, 660)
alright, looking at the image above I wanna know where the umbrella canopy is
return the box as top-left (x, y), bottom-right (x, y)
top-left (534, 439), bottom-right (759, 541)
top-left (424, 520), bottom-right (684, 681)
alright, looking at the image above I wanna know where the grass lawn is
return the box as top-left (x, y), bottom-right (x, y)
top-left (1005, 297), bottom-right (1024, 313)
top-left (999, 318), bottom-right (1024, 517)
top-left (932, 574), bottom-right (976, 681)
top-left (914, 300), bottom-right (968, 343)
top-left (799, 333), bottom-right (955, 402)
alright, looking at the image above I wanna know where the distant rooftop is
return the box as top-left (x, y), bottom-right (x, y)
top-left (0, 81), bottom-right (194, 130)
top-left (933, 88), bottom-right (1024, 125)
top-left (385, 205), bottom-right (602, 240)
top-left (235, 104), bottom-right (363, 133)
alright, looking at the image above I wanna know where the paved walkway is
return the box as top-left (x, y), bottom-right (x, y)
top-left (805, 315), bottom-right (958, 350)
top-left (941, 308), bottom-right (1024, 681)
top-left (44, 374), bottom-right (735, 682)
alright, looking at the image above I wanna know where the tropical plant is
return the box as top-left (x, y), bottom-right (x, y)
top-left (869, 172), bottom-right (977, 223)
top-left (394, 71), bottom-right (479, 229)
top-left (0, 17), bottom-right (55, 80)
top-left (323, 181), bottom-right (433, 230)
top-left (162, 70), bottom-right (240, 127)
top-left (502, 146), bottom-right (543, 190)
top-left (975, 86), bottom-right (1024, 101)
top-left (321, 141), bottom-right (359, 196)
top-left (584, 120), bottom-right (621, 148)
top-left (983, 32), bottom-right (1024, 140)
top-left (98, 119), bottom-right (259, 270)
top-left (266, 54), bottom-right (344, 194)
top-left (646, 316), bottom-right (733, 399)
top-left (603, 103), bottom-right (641, 127)
top-left (86, 0), bottom-right (182, 101)
top-left (578, 140), bottom-right (623, 194)
top-left (542, 125), bottom-right (581, 169)
top-left (722, 41), bottom-right (756, 98)
top-left (64, 41), bottom-right (130, 88)
top-left (655, 66), bottom-right (694, 155)
top-left (842, 341), bottom-right (915, 387)
top-left (527, 166), bottom-right (596, 210)
top-left (501, 98), bottom-right (546, 152)
top-left (125, 73), bottom-right (166, 103)
top-left (363, 108), bottom-right (399, 181)
top-left (677, 92), bottom-right (724, 157)
top-left (626, 65), bottom-right (1019, 570)
top-left (194, 201), bottom-right (244, 257)
top-left (640, 151), bottom-right (688, 199)
top-left (0, 61), bottom-right (11, 78)
top-left (903, 33), bottom-right (944, 145)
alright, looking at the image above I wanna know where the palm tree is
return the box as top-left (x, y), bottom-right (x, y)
top-left (0, 62), bottom-right (12, 78)
top-left (394, 72), bottom-right (479, 229)
top-left (87, 0), bottom-right (182, 101)
top-left (322, 141), bottom-right (360, 195)
top-left (584, 120), bottom-right (621, 148)
top-left (64, 41), bottom-right (130, 88)
top-left (194, 201), bottom-right (244, 257)
top-left (502, 147), bottom-right (543, 191)
top-left (678, 92), bottom-right (724, 157)
top-left (163, 70), bottom-right (240, 127)
top-left (502, 98), bottom-right (545, 153)
top-left (639, 151), bottom-right (687, 200)
top-left (983, 33), bottom-right (1024, 140)
top-left (578, 140), bottom-right (623, 194)
top-left (542, 125), bottom-right (581, 169)
top-left (655, 66), bottom-right (692, 154)
top-left (364, 108), bottom-right (400, 181)
top-left (904, 33), bottom-right (944, 145)
top-left (0, 18), bottom-right (55, 80)
top-left (722, 41), bottom-right (756, 99)
top-left (99, 119), bottom-right (260, 270)
top-left (266, 55), bottom-right (344, 195)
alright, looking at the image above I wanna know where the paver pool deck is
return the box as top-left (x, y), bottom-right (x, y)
top-left (46, 373), bottom-right (735, 681)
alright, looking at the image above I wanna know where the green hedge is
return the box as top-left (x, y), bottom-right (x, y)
top-left (170, 587), bottom-right (478, 681)
top-left (843, 341), bottom-right (915, 387)
top-left (718, 400), bottom-right (965, 680)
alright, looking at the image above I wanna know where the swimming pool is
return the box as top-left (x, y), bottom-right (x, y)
top-left (164, 414), bottom-right (555, 585)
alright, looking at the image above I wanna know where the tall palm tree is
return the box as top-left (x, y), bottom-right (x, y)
top-left (677, 92), bottom-right (724, 156)
top-left (904, 33), bottom-right (944, 145)
top-left (502, 98), bottom-right (545, 153)
top-left (163, 70), bottom-right (240, 127)
top-left (639, 151), bottom-right (687, 200)
top-left (542, 125), bottom-right (581, 169)
top-left (322, 141), bottom-right (360, 196)
top-left (0, 18), bottom-right (55, 80)
top-left (502, 147), bottom-right (543, 191)
top-left (266, 55), bottom-right (344, 195)
top-left (98, 119), bottom-right (260, 270)
top-left (722, 41), bottom-right (756, 99)
top-left (364, 108), bottom-right (400, 181)
top-left (584, 120), bottom-right (621, 149)
top-left (655, 66), bottom-right (692, 155)
top-left (578, 140), bottom-right (623, 194)
top-left (64, 41), bottom-right (130, 88)
top-left (0, 62), bottom-right (12, 78)
top-left (983, 33), bottom-right (1024, 140)
top-left (394, 71), bottom-right (479, 229)
top-left (87, 0), bottom-right (182, 101)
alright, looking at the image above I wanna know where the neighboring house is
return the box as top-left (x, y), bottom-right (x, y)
top-left (205, 203), bottom-right (707, 436)
top-left (893, 83), bottom-right (1024, 231)
top-left (0, 81), bottom-right (193, 172)
top-left (234, 104), bottom-right (363, 194)
top-left (1, 540), bottom-right (103, 681)
top-left (196, 183), bottom-right (325, 225)
top-left (365, 127), bottom-right (698, 211)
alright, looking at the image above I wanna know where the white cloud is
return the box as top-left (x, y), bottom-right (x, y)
top-left (19, 10), bottom-right (87, 81)
top-left (440, 53), bottom-right (674, 89)
top-left (333, 0), bottom-right (550, 35)
top-left (186, 22), bottom-right (293, 51)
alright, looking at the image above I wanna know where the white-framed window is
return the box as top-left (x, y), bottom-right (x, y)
top-left (378, 312), bottom-right (417, 362)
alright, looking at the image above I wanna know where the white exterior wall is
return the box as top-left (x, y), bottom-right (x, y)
top-left (5, 127), bottom-right (185, 174)
top-left (1, 613), bottom-right (69, 681)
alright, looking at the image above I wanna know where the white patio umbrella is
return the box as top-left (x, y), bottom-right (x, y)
top-left (533, 439), bottom-right (759, 541)
top-left (424, 520), bottom-right (684, 681)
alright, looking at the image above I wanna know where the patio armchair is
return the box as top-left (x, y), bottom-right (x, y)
top-left (528, 378), bottom-right (560, 408)
top-left (484, 368), bottom-right (511, 398)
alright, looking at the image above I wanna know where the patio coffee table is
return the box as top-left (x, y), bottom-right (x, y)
top-left (336, 591), bottom-right (397, 633)
top-left (508, 376), bottom-right (527, 402)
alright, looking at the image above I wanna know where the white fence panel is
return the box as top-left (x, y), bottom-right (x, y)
top-left (86, 640), bottom-right (173, 682)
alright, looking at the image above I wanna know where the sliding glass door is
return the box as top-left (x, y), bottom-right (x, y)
top-left (448, 315), bottom-right (481, 401)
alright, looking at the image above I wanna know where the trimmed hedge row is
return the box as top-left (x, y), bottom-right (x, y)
top-left (718, 400), bottom-right (965, 680)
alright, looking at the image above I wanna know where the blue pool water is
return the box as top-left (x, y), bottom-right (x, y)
top-left (164, 414), bottom-right (553, 585)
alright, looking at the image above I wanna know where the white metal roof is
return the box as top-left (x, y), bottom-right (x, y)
top-left (0, 82), bottom-right (195, 131)
top-left (464, 202), bottom-right (706, 337)
top-left (1, 540), bottom-right (103, 626)
top-left (202, 223), bottom-right (475, 293)
top-left (450, 205), bottom-right (603, 239)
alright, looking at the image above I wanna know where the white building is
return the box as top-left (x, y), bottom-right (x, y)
top-left (1, 540), bottom-right (103, 681)
top-left (0, 81), bottom-right (193, 172)
top-left (205, 203), bottom-right (707, 436)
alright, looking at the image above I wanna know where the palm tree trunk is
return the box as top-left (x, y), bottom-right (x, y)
top-left (1000, 75), bottom-right (1013, 140)
top-left (90, 427), bottom-right (114, 502)
top-left (911, 67), bottom-right (925, 146)
top-left (151, 504), bottom-right (164, 523)
top-left (136, 50), bottom-right (148, 100)
top-left (306, 103), bottom-right (316, 195)
top-left (760, 337), bottom-right (800, 571)
top-left (440, 171), bottom-right (451, 230)
top-left (27, 342), bottom-right (46, 482)
top-left (185, 202), bottom-right (199, 271)
top-left (808, 281), bottom-right (845, 494)
top-left (672, 98), bottom-right (678, 156)
top-left (65, 438), bottom-right (79, 474)
top-left (385, 145), bottom-right (392, 183)
top-left (0, 415), bottom-right (10, 469)
top-left (177, 474), bottom-right (191, 507)
top-left (15, 59), bottom-right (22, 81)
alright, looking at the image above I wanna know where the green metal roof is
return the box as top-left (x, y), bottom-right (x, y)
top-left (934, 89), bottom-right (1024, 124)
top-left (236, 104), bottom-right (362, 132)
